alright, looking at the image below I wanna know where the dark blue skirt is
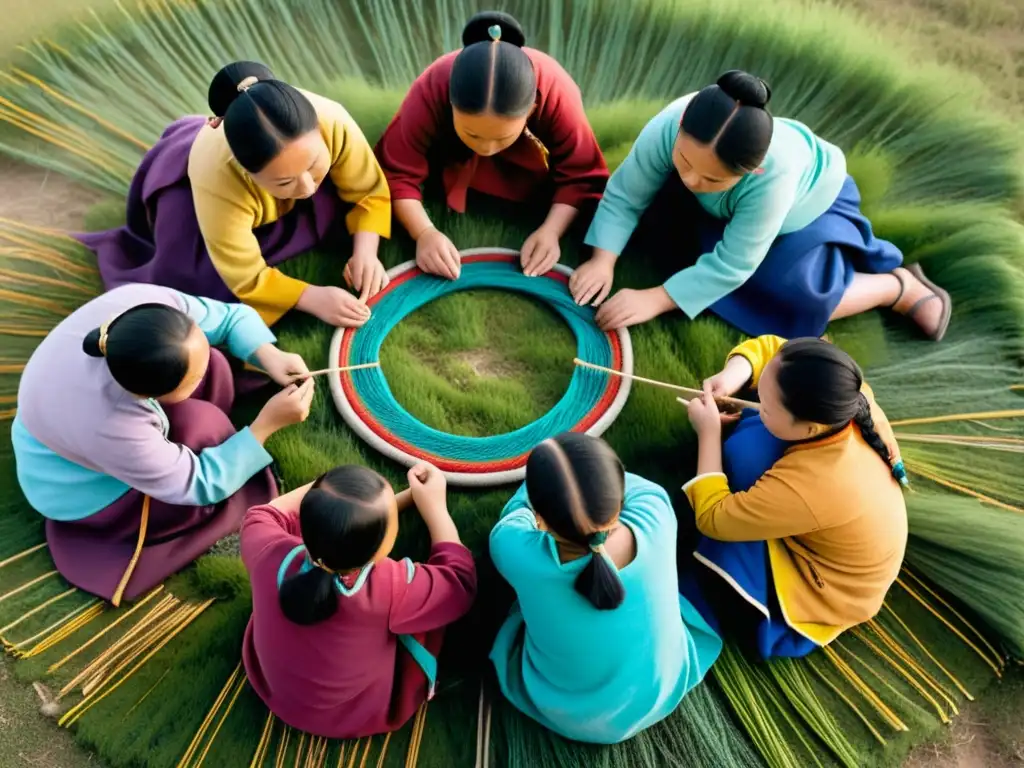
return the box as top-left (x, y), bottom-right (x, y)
top-left (680, 412), bottom-right (819, 659)
top-left (639, 175), bottom-right (903, 338)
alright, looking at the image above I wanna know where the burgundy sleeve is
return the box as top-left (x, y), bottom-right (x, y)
top-left (535, 59), bottom-right (609, 208)
top-left (374, 58), bottom-right (449, 202)
top-left (240, 504), bottom-right (302, 571)
top-left (388, 542), bottom-right (478, 635)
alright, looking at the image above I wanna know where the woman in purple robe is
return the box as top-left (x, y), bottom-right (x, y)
top-left (79, 61), bottom-right (392, 328)
top-left (11, 283), bottom-right (314, 604)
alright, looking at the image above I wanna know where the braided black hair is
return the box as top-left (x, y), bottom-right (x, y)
top-left (775, 338), bottom-right (894, 472)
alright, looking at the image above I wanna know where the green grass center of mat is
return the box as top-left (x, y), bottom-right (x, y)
top-left (381, 290), bottom-right (576, 437)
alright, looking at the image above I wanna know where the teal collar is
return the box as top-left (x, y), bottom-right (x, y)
top-left (276, 544), bottom-right (375, 597)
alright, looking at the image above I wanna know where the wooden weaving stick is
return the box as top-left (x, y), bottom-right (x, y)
top-left (301, 361), bottom-right (381, 378)
top-left (573, 358), bottom-right (760, 411)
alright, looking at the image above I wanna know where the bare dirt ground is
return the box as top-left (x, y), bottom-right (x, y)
top-left (0, 158), bottom-right (103, 229)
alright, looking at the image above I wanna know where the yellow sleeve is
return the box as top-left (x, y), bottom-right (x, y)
top-left (315, 94), bottom-right (392, 238)
top-left (682, 471), bottom-right (819, 541)
top-left (190, 184), bottom-right (308, 326)
top-left (725, 335), bottom-right (788, 388)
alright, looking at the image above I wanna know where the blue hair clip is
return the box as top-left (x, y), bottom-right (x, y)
top-left (891, 460), bottom-right (909, 488)
top-left (590, 530), bottom-right (609, 547)
top-left (488, 24), bottom-right (502, 41)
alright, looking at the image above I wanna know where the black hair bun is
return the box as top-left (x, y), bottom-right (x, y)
top-left (82, 327), bottom-right (104, 357)
top-left (717, 70), bottom-right (772, 109)
top-left (462, 11), bottom-right (527, 47)
top-left (207, 60), bottom-right (276, 117)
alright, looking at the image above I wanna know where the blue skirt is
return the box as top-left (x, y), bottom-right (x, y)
top-left (682, 411), bottom-right (819, 659)
top-left (641, 175), bottom-right (903, 338)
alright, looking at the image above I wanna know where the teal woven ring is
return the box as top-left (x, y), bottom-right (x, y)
top-left (327, 248), bottom-right (634, 486)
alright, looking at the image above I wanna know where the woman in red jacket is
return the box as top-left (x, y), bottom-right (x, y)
top-left (375, 11), bottom-right (608, 280)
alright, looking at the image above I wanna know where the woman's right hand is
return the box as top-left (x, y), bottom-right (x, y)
top-left (407, 462), bottom-right (448, 518)
top-left (250, 379), bottom-right (315, 443)
top-left (415, 227), bottom-right (461, 280)
top-left (569, 250), bottom-right (617, 306)
top-left (703, 355), bottom-right (755, 399)
top-left (296, 284), bottom-right (371, 327)
top-left (407, 462), bottom-right (461, 544)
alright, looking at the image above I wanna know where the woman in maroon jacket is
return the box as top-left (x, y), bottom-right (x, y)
top-left (375, 11), bottom-right (608, 280)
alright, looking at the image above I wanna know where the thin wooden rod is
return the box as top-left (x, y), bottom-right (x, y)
top-left (573, 358), bottom-right (760, 410)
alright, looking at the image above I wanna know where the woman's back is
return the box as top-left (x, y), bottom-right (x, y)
top-left (489, 473), bottom-right (721, 743)
top-left (241, 500), bottom-right (476, 738)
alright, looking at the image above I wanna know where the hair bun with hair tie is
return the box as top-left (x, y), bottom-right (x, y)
top-left (236, 75), bottom-right (259, 93)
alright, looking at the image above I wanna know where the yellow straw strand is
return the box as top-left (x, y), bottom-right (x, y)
top-left (177, 663), bottom-right (243, 768)
top-left (905, 463), bottom-right (1023, 513)
top-left (9, 599), bottom-right (100, 655)
top-left (11, 69), bottom-right (151, 150)
top-left (249, 712), bottom-right (275, 768)
top-left (405, 703), bottom-right (427, 768)
top-left (275, 728), bottom-right (292, 768)
top-left (864, 620), bottom-right (961, 711)
top-left (80, 600), bottom-right (190, 696)
top-left (851, 627), bottom-right (951, 722)
top-left (902, 568), bottom-right (1005, 665)
top-left (357, 736), bottom-right (373, 768)
top-left (880, 604), bottom-right (973, 700)
top-left (48, 585), bottom-right (164, 673)
top-left (0, 587), bottom-right (76, 639)
top-left (60, 599), bottom-right (214, 727)
top-left (0, 570), bottom-right (59, 605)
top-left (374, 732), bottom-right (392, 768)
top-left (823, 646), bottom-right (907, 731)
top-left (896, 578), bottom-right (1004, 675)
top-left (890, 409), bottom-right (1024, 428)
top-left (191, 672), bottom-right (248, 768)
top-left (345, 739), bottom-right (361, 768)
top-left (805, 656), bottom-right (887, 746)
top-left (124, 668), bottom-right (172, 719)
top-left (57, 592), bottom-right (176, 695)
top-left (293, 733), bottom-right (307, 768)
top-left (0, 542), bottom-right (47, 569)
top-left (18, 602), bottom-right (105, 658)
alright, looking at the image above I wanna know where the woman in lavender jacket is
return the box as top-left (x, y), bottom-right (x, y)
top-left (11, 283), bottom-right (313, 604)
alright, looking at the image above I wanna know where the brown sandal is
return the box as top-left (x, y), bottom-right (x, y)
top-left (890, 264), bottom-right (952, 342)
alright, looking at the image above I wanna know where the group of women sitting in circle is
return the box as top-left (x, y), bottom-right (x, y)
top-left (13, 10), bottom-right (930, 745)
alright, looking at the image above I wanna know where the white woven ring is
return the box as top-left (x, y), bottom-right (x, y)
top-left (327, 247), bottom-right (634, 487)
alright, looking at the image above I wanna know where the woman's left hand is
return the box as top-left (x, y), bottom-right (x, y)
top-left (344, 252), bottom-right (389, 301)
top-left (595, 287), bottom-right (676, 330)
top-left (520, 226), bottom-right (561, 277)
top-left (254, 344), bottom-right (311, 386)
top-left (686, 382), bottom-right (740, 437)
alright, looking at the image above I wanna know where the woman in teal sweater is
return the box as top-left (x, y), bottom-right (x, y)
top-left (488, 432), bottom-right (721, 744)
top-left (570, 71), bottom-right (951, 340)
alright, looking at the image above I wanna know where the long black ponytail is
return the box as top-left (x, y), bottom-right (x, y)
top-left (278, 466), bottom-right (391, 625)
top-left (525, 433), bottom-right (626, 610)
top-left (775, 338), bottom-right (893, 471)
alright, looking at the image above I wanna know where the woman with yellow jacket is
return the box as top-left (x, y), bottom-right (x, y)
top-left (80, 61), bottom-right (392, 328)
top-left (682, 335), bottom-right (908, 658)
